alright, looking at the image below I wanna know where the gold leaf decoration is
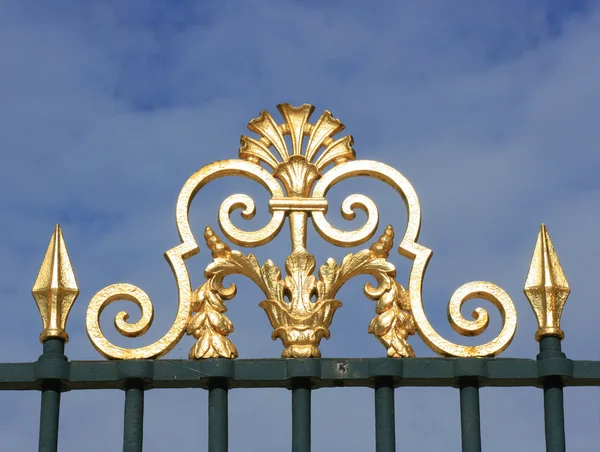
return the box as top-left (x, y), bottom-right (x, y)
top-left (368, 280), bottom-right (415, 357)
top-left (190, 223), bottom-right (415, 358)
top-left (86, 103), bottom-right (517, 361)
top-left (186, 227), bottom-right (240, 359)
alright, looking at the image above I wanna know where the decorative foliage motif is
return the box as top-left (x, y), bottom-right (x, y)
top-left (85, 103), bottom-right (519, 361)
top-left (187, 228), bottom-right (238, 359)
top-left (367, 227), bottom-right (416, 357)
top-left (239, 104), bottom-right (354, 202)
top-left (188, 225), bottom-right (415, 359)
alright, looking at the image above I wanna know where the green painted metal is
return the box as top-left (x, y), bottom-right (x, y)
top-left (39, 386), bottom-right (61, 452)
top-left (123, 381), bottom-right (144, 452)
top-left (3, 357), bottom-right (597, 390)
top-left (539, 337), bottom-right (566, 452)
top-left (38, 339), bottom-right (65, 452)
top-left (374, 378), bottom-right (395, 452)
top-left (208, 379), bottom-right (228, 452)
top-left (459, 378), bottom-right (481, 452)
top-left (292, 379), bottom-right (311, 452)
top-left (1, 348), bottom-right (594, 450)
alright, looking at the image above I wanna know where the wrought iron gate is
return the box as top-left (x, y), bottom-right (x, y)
top-left (2, 104), bottom-right (597, 451)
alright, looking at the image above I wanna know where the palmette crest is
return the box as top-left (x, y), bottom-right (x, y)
top-left (239, 104), bottom-right (355, 196)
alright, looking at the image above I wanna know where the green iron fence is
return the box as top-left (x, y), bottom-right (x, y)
top-left (2, 337), bottom-right (598, 451)
top-left (1, 104), bottom-right (594, 451)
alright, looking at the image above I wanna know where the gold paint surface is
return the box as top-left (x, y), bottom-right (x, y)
top-left (86, 160), bottom-right (282, 359)
top-left (33, 225), bottom-right (79, 342)
top-left (524, 224), bottom-right (570, 340)
top-left (269, 197), bottom-right (328, 212)
top-left (85, 103), bottom-right (518, 359)
top-left (189, 225), bottom-right (413, 358)
top-left (187, 227), bottom-right (238, 359)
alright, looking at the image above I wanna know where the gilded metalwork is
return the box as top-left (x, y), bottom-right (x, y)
top-left (367, 226), bottom-right (416, 357)
top-left (524, 224), bottom-right (570, 340)
top-left (189, 224), bottom-right (414, 358)
top-left (187, 227), bottom-right (238, 359)
top-left (85, 103), bottom-right (518, 359)
top-left (33, 225), bottom-right (79, 342)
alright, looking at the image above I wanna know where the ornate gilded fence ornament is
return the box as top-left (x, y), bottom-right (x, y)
top-left (85, 103), bottom-right (519, 360)
top-left (33, 225), bottom-right (79, 343)
top-left (524, 224), bottom-right (570, 341)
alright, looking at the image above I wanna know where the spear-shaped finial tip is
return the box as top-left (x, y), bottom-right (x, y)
top-left (524, 224), bottom-right (570, 341)
top-left (32, 225), bottom-right (79, 343)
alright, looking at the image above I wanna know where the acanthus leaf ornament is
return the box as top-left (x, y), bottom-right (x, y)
top-left (85, 103), bottom-right (518, 360)
top-left (366, 226), bottom-right (416, 358)
top-left (187, 227), bottom-right (239, 359)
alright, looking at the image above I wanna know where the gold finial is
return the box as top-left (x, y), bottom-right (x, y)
top-left (524, 224), bottom-right (570, 341)
top-left (32, 225), bottom-right (79, 342)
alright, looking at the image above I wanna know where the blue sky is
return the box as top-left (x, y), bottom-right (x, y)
top-left (1, 1), bottom-right (600, 450)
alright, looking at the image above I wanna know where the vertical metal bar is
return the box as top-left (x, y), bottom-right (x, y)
top-left (374, 377), bottom-right (395, 452)
top-left (208, 379), bottom-right (228, 452)
top-left (459, 378), bottom-right (482, 452)
top-left (123, 381), bottom-right (144, 452)
top-left (38, 339), bottom-right (64, 452)
top-left (39, 384), bottom-right (61, 452)
top-left (292, 378), bottom-right (311, 452)
top-left (539, 336), bottom-right (566, 452)
top-left (543, 378), bottom-right (565, 452)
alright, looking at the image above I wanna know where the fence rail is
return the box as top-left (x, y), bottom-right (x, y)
top-left (1, 336), bottom-right (596, 451)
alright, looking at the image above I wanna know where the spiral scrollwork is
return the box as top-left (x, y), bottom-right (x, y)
top-left (311, 193), bottom-right (379, 248)
top-left (440, 282), bottom-right (516, 355)
top-left (86, 160), bottom-right (286, 359)
top-left (313, 159), bottom-right (517, 357)
top-left (85, 103), bottom-right (518, 360)
top-left (218, 193), bottom-right (286, 247)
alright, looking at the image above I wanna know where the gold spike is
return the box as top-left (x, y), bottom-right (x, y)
top-left (32, 225), bottom-right (79, 342)
top-left (524, 224), bottom-right (570, 341)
